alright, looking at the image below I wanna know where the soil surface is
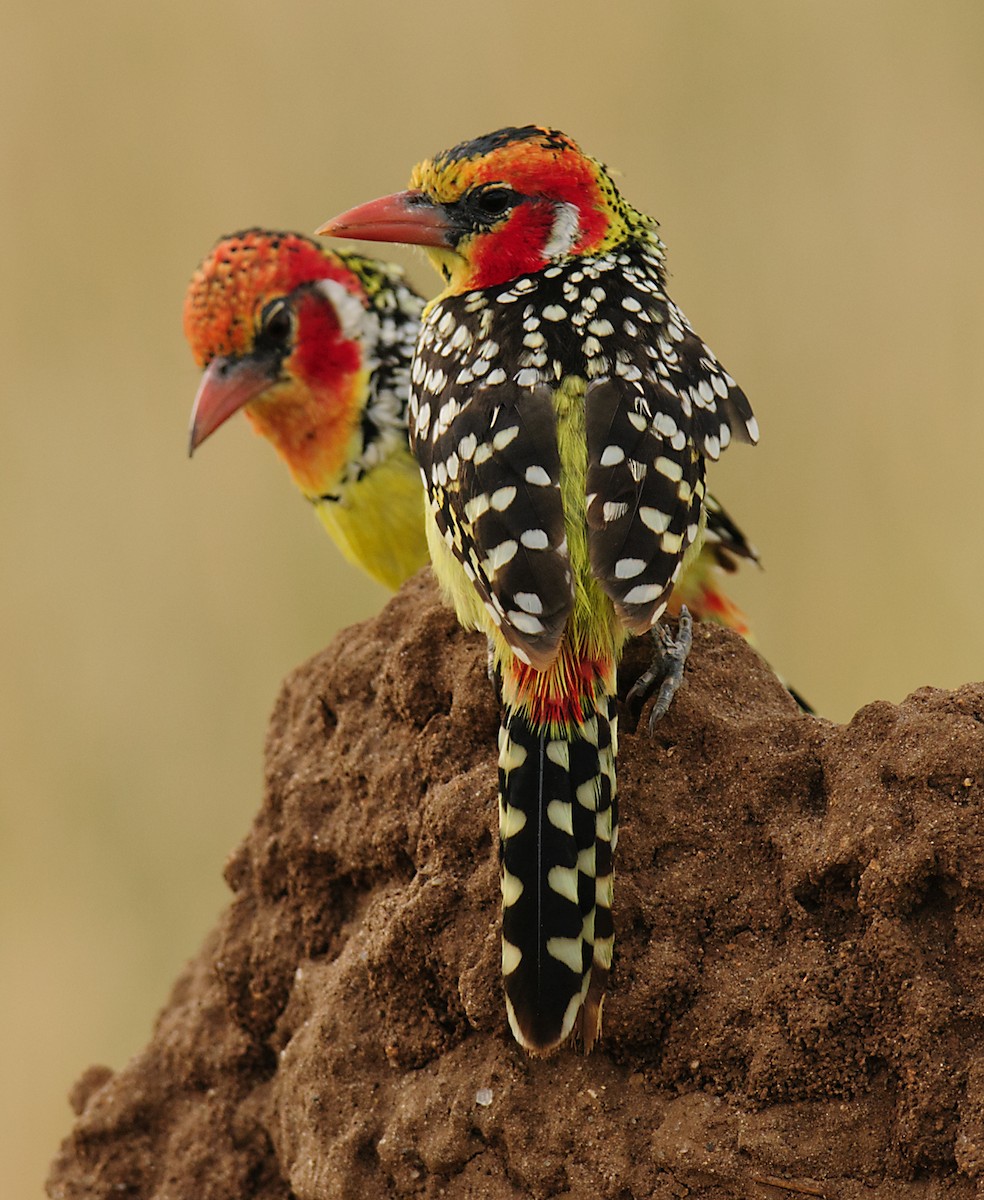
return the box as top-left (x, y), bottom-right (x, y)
top-left (48, 571), bottom-right (984, 1198)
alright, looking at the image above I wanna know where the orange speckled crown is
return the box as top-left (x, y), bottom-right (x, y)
top-left (183, 229), bottom-right (360, 366)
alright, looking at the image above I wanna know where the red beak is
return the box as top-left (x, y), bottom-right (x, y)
top-left (316, 190), bottom-right (452, 248)
top-left (188, 355), bottom-right (277, 456)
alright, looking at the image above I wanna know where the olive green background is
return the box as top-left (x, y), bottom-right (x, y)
top-left (4, 1), bottom-right (984, 1192)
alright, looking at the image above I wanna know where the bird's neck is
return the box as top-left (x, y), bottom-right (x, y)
top-left (244, 365), bottom-right (370, 499)
top-left (426, 219), bottom-right (664, 310)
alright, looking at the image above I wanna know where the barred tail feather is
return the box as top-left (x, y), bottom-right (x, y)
top-left (498, 694), bottom-right (618, 1054)
top-left (579, 694), bottom-right (618, 1050)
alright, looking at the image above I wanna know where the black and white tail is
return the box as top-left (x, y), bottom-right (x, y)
top-left (497, 692), bottom-right (618, 1054)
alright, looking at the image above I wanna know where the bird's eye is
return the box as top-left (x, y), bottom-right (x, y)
top-left (475, 187), bottom-right (514, 219)
top-left (260, 299), bottom-right (293, 343)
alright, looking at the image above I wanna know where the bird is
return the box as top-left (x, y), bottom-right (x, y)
top-left (319, 126), bottom-right (759, 1055)
top-left (184, 228), bottom-right (428, 591)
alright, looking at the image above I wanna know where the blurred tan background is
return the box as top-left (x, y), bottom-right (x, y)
top-left (4, 0), bottom-right (983, 1192)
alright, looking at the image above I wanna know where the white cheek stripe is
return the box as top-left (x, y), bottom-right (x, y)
top-left (316, 277), bottom-right (375, 346)
top-left (544, 202), bottom-right (580, 259)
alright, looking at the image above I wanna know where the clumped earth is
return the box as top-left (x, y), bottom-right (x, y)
top-left (48, 572), bottom-right (984, 1198)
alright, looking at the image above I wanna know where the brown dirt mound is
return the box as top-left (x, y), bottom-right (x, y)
top-left (48, 572), bottom-right (984, 1199)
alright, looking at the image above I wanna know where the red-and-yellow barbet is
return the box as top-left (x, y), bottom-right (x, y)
top-left (319, 127), bottom-right (759, 1055)
top-left (184, 229), bottom-right (428, 590)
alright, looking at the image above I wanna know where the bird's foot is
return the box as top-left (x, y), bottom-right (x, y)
top-left (625, 607), bottom-right (694, 734)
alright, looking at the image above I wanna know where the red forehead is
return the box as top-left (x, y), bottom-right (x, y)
top-left (183, 230), bottom-right (359, 365)
top-left (473, 137), bottom-right (596, 195)
top-left (419, 128), bottom-right (598, 200)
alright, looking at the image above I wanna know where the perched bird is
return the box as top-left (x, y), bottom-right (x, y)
top-left (320, 126), bottom-right (758, 1054)
top-left (184, 229), bottom-right (428, 590)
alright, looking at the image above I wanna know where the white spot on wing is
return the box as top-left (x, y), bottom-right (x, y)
top-left (490, 486), bottom-right (516, 511)
top-left (513, 591), bottom-right (543, 615)
top-left (492, 425), bottom-right (520, 451)
top-left (654, 455), bottom-right (684, 483)
top-left (464, 493), bottom-right (491, 522)
top-left (602, 500), bottom-right (629, 522)
top-left (508, 611), bottom-right (546, 635)
top-left (623, 582), bottom-right (662, 605)
top-left (640, 506), bottom-right (671, 533)
top-left (615, 557), bottom-right (646, 579)
top-left (483, 539), bottom-right (518, 573)
top-left (520, 528), bottom-right (549, 550)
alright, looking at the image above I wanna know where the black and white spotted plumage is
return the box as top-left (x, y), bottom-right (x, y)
top-left (409, 240), bottom-right (758, 650)
top-left (413, 379), bottom-right (572, 669)
top-left (333, 253), bottom-right (424, 486)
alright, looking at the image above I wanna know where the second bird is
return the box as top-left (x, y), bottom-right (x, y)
top-left (184, 229), bottom-right (428, 590)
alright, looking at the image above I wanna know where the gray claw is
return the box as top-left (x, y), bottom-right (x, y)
top-left (646, 606), bottom-right (693, 732)
top-left (625, 607), bottom-right (694, 734)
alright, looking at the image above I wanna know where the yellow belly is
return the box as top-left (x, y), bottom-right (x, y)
top-left (315, 446), bottom-right (429, 591)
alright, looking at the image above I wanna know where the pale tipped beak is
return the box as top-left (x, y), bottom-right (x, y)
top-left (188, 355), bottom-right (277, 456)
top-left (316, 190), bottom-right (453, 249)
